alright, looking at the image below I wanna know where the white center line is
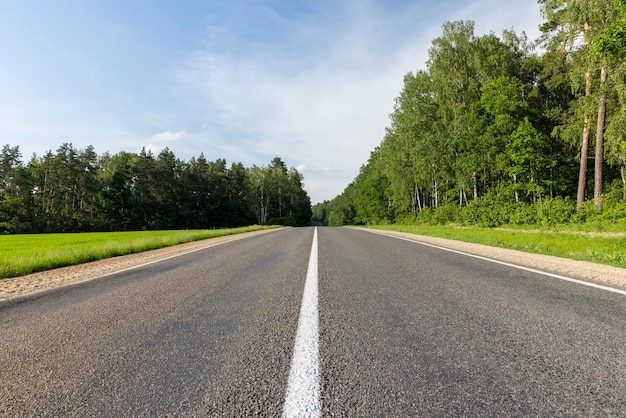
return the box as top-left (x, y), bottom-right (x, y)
top-left (282, 227), bottom-right (320, 418)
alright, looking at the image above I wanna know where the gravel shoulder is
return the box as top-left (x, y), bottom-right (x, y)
top-left (1, 227), bottom-right (625, 302)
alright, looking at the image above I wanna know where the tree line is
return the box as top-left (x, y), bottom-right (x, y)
top-left (0, 143), bottom-right (312, 233)
top-left (315, 0), bottom-right (626, 227)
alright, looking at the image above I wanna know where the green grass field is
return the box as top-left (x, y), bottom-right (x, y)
top-left (0, 226), bottom-right (278, 279)
top-left (363, 225), bottom-right (626, 269)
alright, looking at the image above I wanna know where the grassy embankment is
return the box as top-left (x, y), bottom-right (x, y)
top-left (0, 226), bottom-right (278, 279)
top-left (363, 224), bottom-right (626, 269)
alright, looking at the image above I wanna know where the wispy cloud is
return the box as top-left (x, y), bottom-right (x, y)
top-left (177, 0), bottom-right (543, 202)
top-left (0, 0), bottom-right (545, 204)
top-left (150, 130), bottom-right (187, 142)
top-left (177, 2), bottom-right (430, 201)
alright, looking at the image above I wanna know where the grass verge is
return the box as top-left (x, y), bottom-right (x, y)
top-left (361, 224), bottom-right (626, 269)
top-left (0, 226), bottom-right (279, 279)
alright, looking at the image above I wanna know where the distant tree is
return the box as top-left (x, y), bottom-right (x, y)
top-left (226, 162), bottom-right (253, 227)
top-left (245, 158), bottom-right (312, 226)
top-left (351, 150), bottom-right (392, 224)
top-left (98, 151), bottom-right (138, 230)
top-left (312, 201), bottom-right (328, 225)
top-left (0, 145), bottom-right (33, 233)
top-left (286, 168), bottom-right (312, 226)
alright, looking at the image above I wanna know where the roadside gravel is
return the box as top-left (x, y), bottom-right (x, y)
top-left (1, 227), bottom-right (625, 302)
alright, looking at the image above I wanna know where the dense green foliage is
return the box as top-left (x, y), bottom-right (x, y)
top-left (596, 0), bottom-right (626, 59)
top-left (0, 226), bottom-right (276, 278)
top-left (0, 144), bottom-right (312, 233)
top-left (314, 1), bottom-right (626, 228)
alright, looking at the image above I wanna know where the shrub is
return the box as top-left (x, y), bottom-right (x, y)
top-left (459, 192), bottom-right (517, 227)
top-left (394, 212), bottom-right (420, 225)
top-left (508, 203), bottom-right (537, 225)
top-left (536, 197), bottom-right (577, 226)
top-left (432, 203), bottom-right (461, 225)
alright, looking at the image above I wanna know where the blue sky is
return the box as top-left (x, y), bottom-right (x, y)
top-left (0, 0), bottom-right (544, 204)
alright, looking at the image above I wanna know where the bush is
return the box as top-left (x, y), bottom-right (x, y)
top-left (394, 204), bottom-right (461, 226)
top-left (0, 220), bottom-right (34, 234)
top-left (373, 185), bottom-right (626, 229)
top-left (596, 203), bottom-right (626, 221)
top-left (509, 203), bottom-right (537, 225)
top-left (569, 200), bottom-right (595, 224)
top-left (459, 192), bottom-right (516, 227)
top-left (394, 212), bottom-right (421, 225)
top-left (432, 203), bottom-right (461, 224)
top-left (536, 197), bottom-right (577, 226)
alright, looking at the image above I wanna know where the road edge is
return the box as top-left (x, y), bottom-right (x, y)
top-left (358, 228), bottom-right (626, 291)
top-left (0, 228), bottom-right (283, 303)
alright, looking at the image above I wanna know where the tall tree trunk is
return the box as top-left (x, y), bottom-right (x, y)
top-left (621, 165), bottom-right (626, 200)
top-left (472, 171), bottom-right (478, 199)
top-left (415, 185), bottom-right (422, 213)
top-left (433, 175), bottom-right (439, 209)
top-left (594, 65), bottom-right (607, 212)
top-left (577, 123), bottom-right (591, 209)
top-left (577, 22), bottom-right (593, 211)
top-left (577, 64), bottom-right (593, 210)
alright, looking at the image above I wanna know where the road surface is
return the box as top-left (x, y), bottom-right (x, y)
top-left (1, 227), bottom-right (625, 416)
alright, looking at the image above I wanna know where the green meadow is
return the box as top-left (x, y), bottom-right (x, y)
top-left (0, 226), bottom-right (277, 279)
top-left (363, 225), bottom-right (626, 269)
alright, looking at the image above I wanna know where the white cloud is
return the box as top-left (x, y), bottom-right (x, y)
top-left (1, 0), bottom-right (545, 206)
top-left (178, 4), bottom-right (425, 202)
top-left (177, 0), bottom-right (545, 204)
top-left (296, 164), bottom-right (337, 174)
top-left (143, 143), bottom-right (165, 155)
top-left (1, 0), bottom-right (545, 205)
top-left (150, 130), bottom-right (186, 142)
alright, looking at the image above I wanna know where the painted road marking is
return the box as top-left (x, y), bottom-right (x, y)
top-left (368, 230), bottom-right (626, 296)
top-left (282, 227), bottom-right (320, 417)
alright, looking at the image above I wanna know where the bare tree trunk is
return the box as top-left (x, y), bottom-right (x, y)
top-left (433, 175), bottom-right (439, 209)
top-left (577, 124), bottom-right (590, 209)
top-left (577, 23), bottom-right (593, 211)
top-left (594, 65), bottom-right (607, 212)
top-left (415, 185), bottom-right (422, 213)
top-left (621, 165), bottom-right (626, 200)
top-left (577, 66), bottom-right (593, 210)
top-left (472, 171), bottom-right (478, 199)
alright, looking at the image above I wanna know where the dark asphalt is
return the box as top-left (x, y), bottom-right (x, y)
top-left (1, 227), bottom-right (626, 416)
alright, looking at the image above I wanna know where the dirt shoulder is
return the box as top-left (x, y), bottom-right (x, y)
top-left (366, 229), bottom-right (626, 291)
top-left (0, 229), bottom-right (276, 303)
top-left (2, 227), bottom-right (625, 303)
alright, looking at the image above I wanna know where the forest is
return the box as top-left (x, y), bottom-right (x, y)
top-left (0, 143), bottom-right (312, 233)
top-left (315, 0), bottom-right (626, 228)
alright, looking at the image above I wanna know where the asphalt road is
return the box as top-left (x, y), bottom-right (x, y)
top-left (1, 227), bottom-right (626, 416)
